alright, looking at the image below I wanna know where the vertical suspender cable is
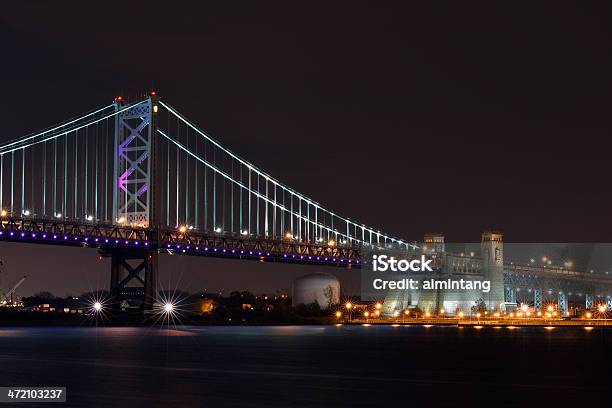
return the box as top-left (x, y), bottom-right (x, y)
top-left (195, 129), bottom-right (198, 229)
top-left (230, 162), bottom-right (234, 233)
top-left (239, 164), bottom-right (242, 233)
top-left (21, 148), bottom-right (24, 213)
top-left (63, 134), bottom-right (68, 218)
top-left (53, 140), bottom-right (57, 216)
top-left (84, 127), bottom-right (88, 217)
top-left (74, 130), bottom-right (78, 219)
top-left (43, 142), bottom-right (46, 215)
top-left (10, 151), bottom-right (14, 214)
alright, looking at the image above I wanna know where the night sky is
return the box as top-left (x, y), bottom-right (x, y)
top-left (1, 2), bottom-right (611, 296)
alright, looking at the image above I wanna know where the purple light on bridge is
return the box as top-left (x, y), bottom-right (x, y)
top-left (240, 250), bottom-right (244, 254)
top-left (283, 254), bottom-right (287, 258)
top-left (317, 257), bottom-right (320, 260)
top-left (266, 252), bottom-right (270, 256)
top-left (258, 252), bottom-right (262, 256)
top-left (94, 238), bottom-right (99, 242)
top-left (167, 244), bottom-right (171, 248)
top-left (231, 249), bottom-right (235, 253)
top-left (325, 258), bottom-right (328, 261)
top-left (64, 236), bottom-right (68, 240)
top-left (144, 242), bottom-right (148, 246)
top-left (105, 239), bottom-right (109, 243)
top-left (292, 255), bottom-right (296, 258)
top-left (53, 235), bottom-right (57, 239)
top-left (176, 245), bottom-right (180, 249)
top-left (125, 240), bottom-right (129, 244)
top-left (196, 246), bottom-right (199, 250)
top-left (249, 251), bottom-right (253, 255)
top-left (134, 241), bottom-right (138, 245)
top-left (356, 260), bottom-right (360, 264)
top-left (9, 232), bottom-right (14, 236)
top-left (213, 248), bottom-right (217, 252)
top-left (300, 256), bottom-right (304, 259)
top-left (186, 246), bottom-right (190, 250)
top-left (31, 233), bottom-right (36, 238)
top-left (308, 256), bottom-right (312, 260)
top-left (118, 168), bottom-right (135, 192)
top-left (43, 234), bottom-right (47, 238)
top-left (20, 233), bottom-right (25, 237)
top-left (205, 247), bottom-right (209, 251)
top-left (115, 240), bottom-right (119, 244)
top-left (84, 237), bottom-right (88, 241)
top-left (0, 232), bottom-right (3, 236)
top-left (222, 249), bottom-right (227, 253)
top-left (74, 237), bottom-right (78, 240)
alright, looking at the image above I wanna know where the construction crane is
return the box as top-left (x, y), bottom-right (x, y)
top-left (2, 276), bottom-right (27, 304)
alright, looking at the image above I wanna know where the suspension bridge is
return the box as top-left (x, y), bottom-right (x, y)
top-left (2, 93), bottom-right (611, 312)
top-left (0, 93), bottom-right (411, 308)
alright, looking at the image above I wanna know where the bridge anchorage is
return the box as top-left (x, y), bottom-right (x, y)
top-left (1, 92), bottom-right (410, 310)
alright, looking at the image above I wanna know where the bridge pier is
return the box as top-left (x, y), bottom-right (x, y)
top-left (533, 289), bottom-right (542, 311)
top-left (558, 292), bottom-right (568, 315)
top-left (107, 248), bottom-right (158, 310)
top-left (504, 287), bottom-right (516, 304)
top-left (586, 294), bottom-right (593, 309)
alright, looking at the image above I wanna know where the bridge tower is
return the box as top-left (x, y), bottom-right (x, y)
top-left (481, 231), bottom-right (505, 310)
top-left (107, 95), bottom-right (160, 310)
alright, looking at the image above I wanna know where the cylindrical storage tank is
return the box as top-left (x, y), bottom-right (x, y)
top-left (292, 273), bottom-right (340, 308)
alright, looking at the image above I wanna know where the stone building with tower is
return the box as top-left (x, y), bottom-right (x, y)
top-left (383, 231), bottom-right (506, 316)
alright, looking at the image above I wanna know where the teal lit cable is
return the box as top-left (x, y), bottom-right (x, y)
top-left (21, 148), bottom-right (24, 213)
top-left (10, 151), bottom-right (14, 213)
top-left (43, 142), bottom-right (46, 215)
top-left (0, 104), bottom-right (114, 152)
top-left (53, 140), bottom-right (57, 216)
top-left (84, 127), bottom-right (88, 217)
top-left (161, 101), bottom-right (413, 248)
top-left (157, 129), bottom-right (364, 243)
top-left (63, 135), bottom-right (67, 218)
top-left (74, 130), bottom-right (78, 219)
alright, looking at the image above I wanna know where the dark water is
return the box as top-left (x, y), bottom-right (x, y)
top-left (0, 325), bottom-right (608, 407)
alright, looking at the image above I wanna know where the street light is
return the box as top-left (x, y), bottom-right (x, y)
top-left (345, 302), bottom-right (352, 322)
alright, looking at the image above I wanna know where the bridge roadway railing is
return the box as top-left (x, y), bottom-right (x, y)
top-left (504, 263), bottom-right (612, 286)
top-left (158, 228), bottom-right (362, 266)
top-left (0, 216), bottom-right (363, 267)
